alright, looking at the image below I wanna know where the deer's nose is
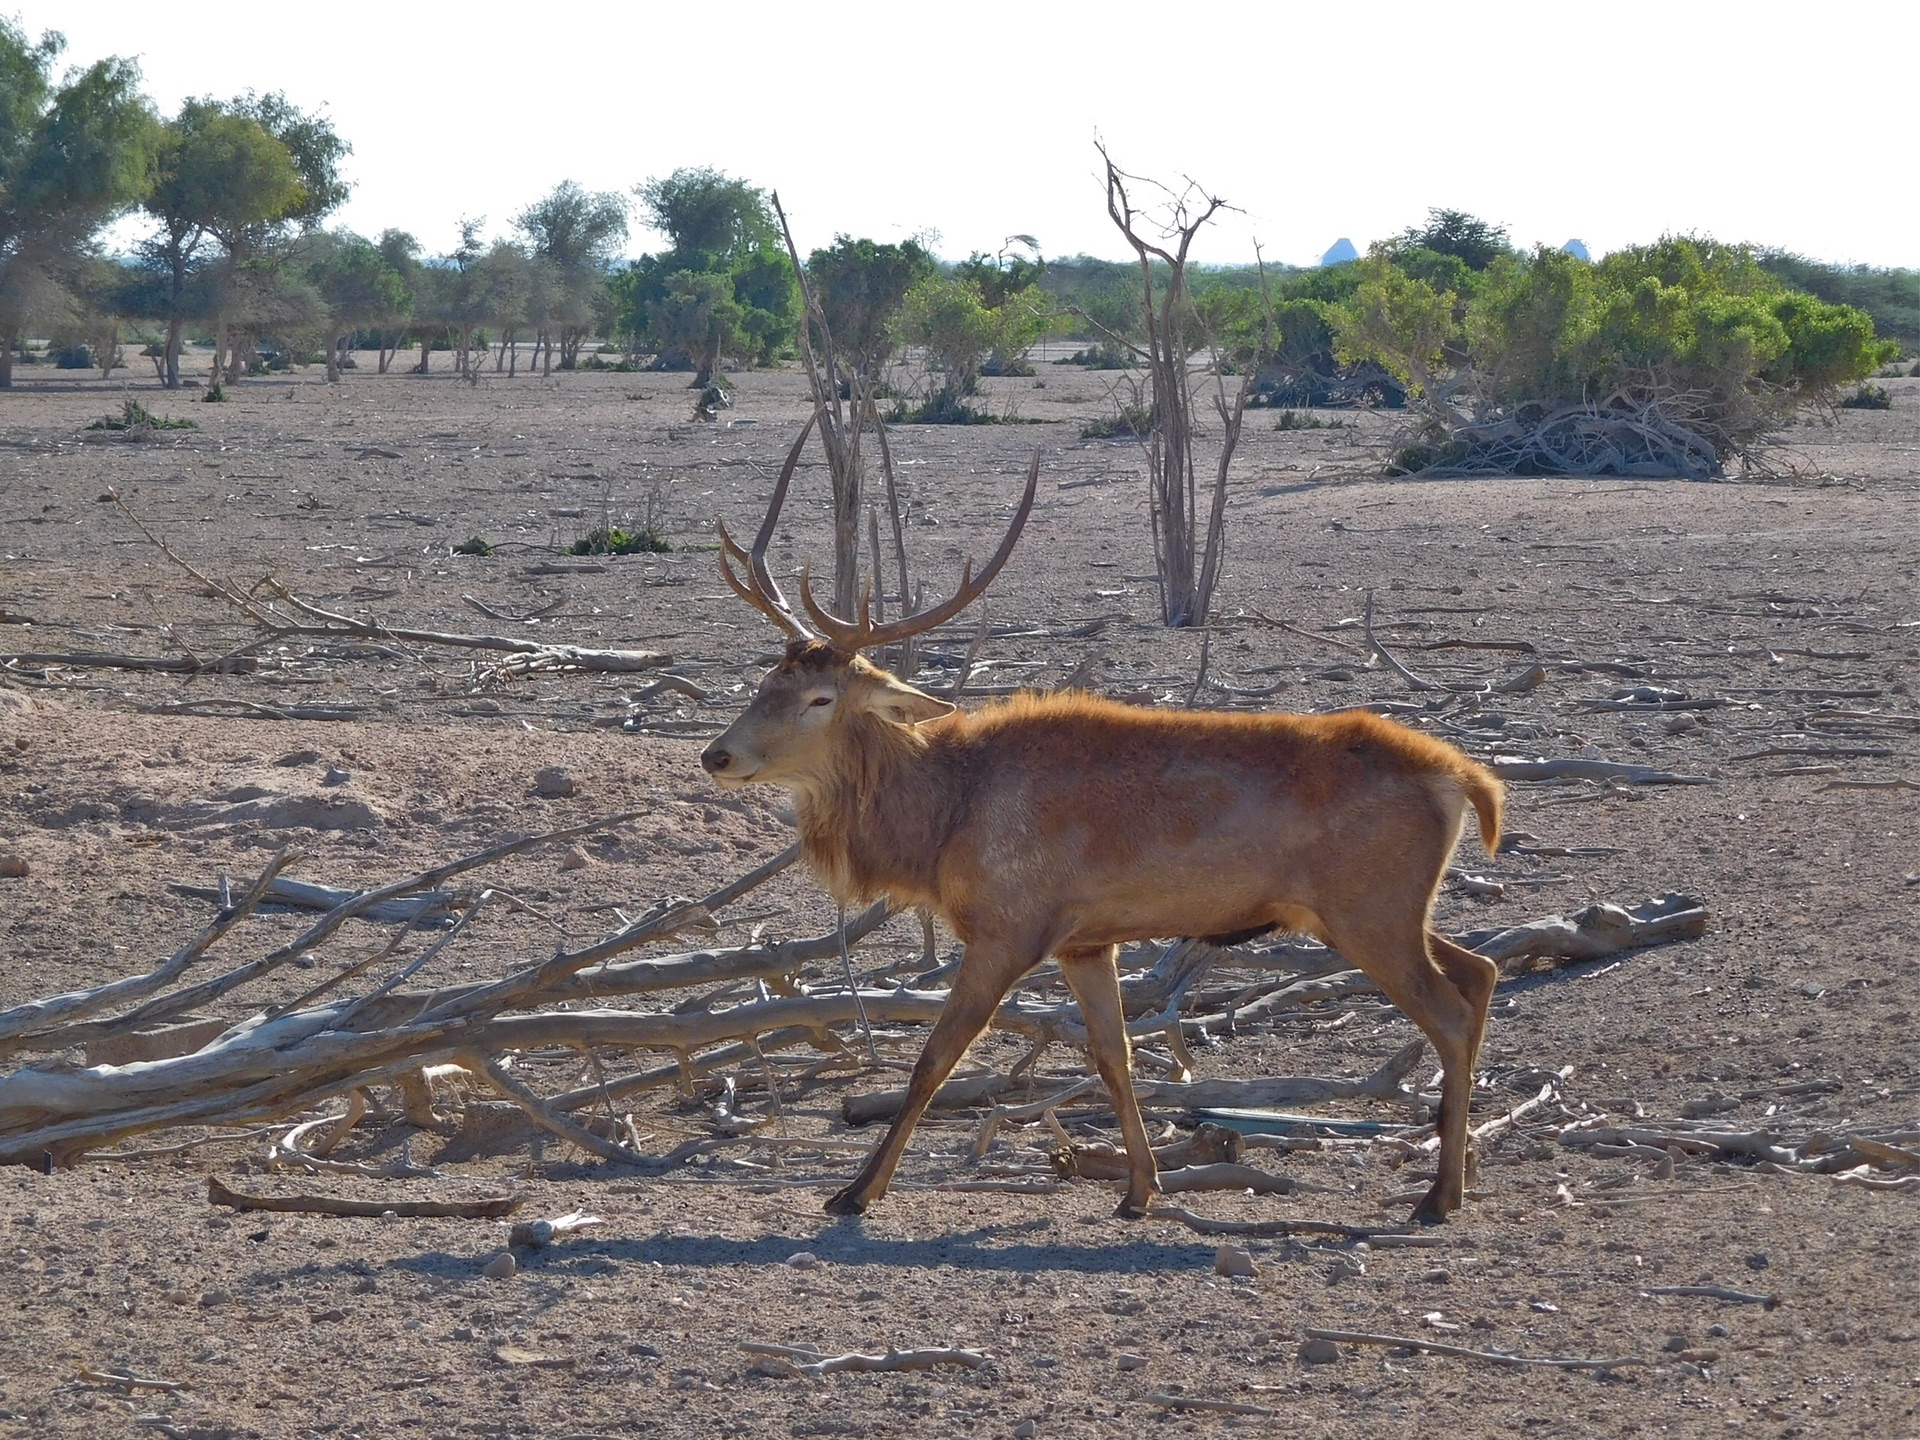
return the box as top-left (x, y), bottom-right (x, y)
top-left (701, 745), bottom-right (731, 774)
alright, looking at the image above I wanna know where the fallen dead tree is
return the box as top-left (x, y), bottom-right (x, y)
top-left (0, 822), bottom-right (1714, 1177)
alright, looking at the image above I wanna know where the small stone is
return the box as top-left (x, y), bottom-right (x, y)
top-left (627, 1342), bottom-right (663, 1359)
top-left (482, 1251), bottom-right (517, 1280)
top-left (0, 854), bottom-right (28, 879)
top-left (1031, 1354), bottom-right (1059, 1368)
top-left (1116, 1353), bottom-right (1146, 1371)
top-left (274, 749), bottom-right (322, 767)
top-left (1013, 1422), bottom-right (1038, 1439)
top-left (452, 1326), bottom-right (474, 1341)
top-left (1213, 1245), bottom-right (1259, 1279)
top-left (198, 1288), bottom-right (231, 1308)
top-left (855, 1288), bottom-right (884, 1303)
top-left (310, 1307), bottom-right (347, 1323)
top-left (1745, 1252), bottom-right (1770, 1271)
top-left (1707, 1323), bottom-right (1729, 1339)
top-left (165, 1288), bottom-right (196, 1306)
top-left (1298, 1338), bottom-right (1341, 1365)
top-left (1824, 1329), bottom-right (1852, 1346)
top-left (785, 1250), bottom-right (819, 1270)
top-left (1664, 1334), bottom-right (1689, 1352)
top-left (508, 1219), bottom-right (556, 1248)
top-left (1420, 1268), bottom-right (1453, 1284)
top-left (557, 847), bottom-right (588, 872)
top-left (321, 766), bottom-right (350, 787)
top-left (1469, 1316), bottom-right (1496, 1331)
top-left (1675, 1348), bottom-right (1722, 1364)
top-left (533, 766), bottom-right (576, 798)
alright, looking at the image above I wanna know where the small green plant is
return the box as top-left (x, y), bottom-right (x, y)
top-left (1275, 409), bottom-right (1346, 431)
top-left (88, 399), bottom-right (198, 432)
top-left (570, 525), bottom-right (670, 556)
top-left (1838, 383), bottom-right (1893, 410)
top-left (1080, 405), bottom-right (1153, 440)
top-left (452, 536), bottom-right (496, 556)
top-left (201, 378), bottom-right (227, 403)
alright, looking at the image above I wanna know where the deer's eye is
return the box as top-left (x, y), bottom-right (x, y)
top-left (808, 695), bottom-right (833, 707)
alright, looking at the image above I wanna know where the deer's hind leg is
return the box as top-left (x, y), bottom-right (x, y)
top-left (1323, 907), bottom-right (1488, 1225)
top-left (1057, 944), bottom-right (1158, 1217)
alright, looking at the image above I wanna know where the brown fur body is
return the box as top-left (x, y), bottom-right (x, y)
top-left (704, 640), bottom-right (1504, 1224)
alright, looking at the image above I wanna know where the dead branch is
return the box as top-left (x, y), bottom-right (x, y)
top-left (741, 1341), bottom-right (990, 1378)
top-left (1489, 757), bottom-right (1714, 785)
top-left (1146, 1394), bottom-right (1274, 1418)
top-left (1362, 591), bottom-right (1438, 691)
top-left (0, 651), bottom-right (258, 675)
top-left (1461, 893), bottom-right (1707, 968)
top-left (1301, 1327), bottom-right (1649, 1371)
top-left (1641, 1284), bottom-right (1779, 1307)
top-left (207, 1175), bottom-right (524, 1219)
top-left (168, 875), bottom-right (453, 927)
top-left (73, 1363), bottom-right (190, 1393)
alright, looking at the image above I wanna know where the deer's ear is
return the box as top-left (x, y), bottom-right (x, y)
top-left (860, 672), bottom-right (954, 726)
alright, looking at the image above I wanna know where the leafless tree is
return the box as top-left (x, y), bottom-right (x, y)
top-left (1099, 146), bottom-right (1251, 628)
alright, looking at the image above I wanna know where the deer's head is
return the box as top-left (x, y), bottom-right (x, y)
top-left (700, 420), bottom-right (1037, 793)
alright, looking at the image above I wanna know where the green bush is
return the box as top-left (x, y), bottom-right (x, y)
top-left (1080, 405), bottom-right (1153, 440)
top-left (88, 399), bottom-right (196, 431)
top-left (1331, 236), bottom-right (1899, 466)
top-left (1838, 384), bottom-right (1893, 410)
top-left (570, 525), bottom-right (670, 556)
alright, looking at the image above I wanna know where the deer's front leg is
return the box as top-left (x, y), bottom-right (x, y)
top-left (826, 938), bottom-right (1035, 1216)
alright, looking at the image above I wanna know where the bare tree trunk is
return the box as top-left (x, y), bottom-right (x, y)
top-left (325, 331), bottom-right (342, 383)
top-left (164, 316), bottom-right (183, 390)
top-left (377, 330), bottom-right (393, 374)
top-left (1101, 146), bottom-right (1243, 628)
top-left (773, 192), bottom-right (867, 619)
top-left (415, 331), bottom-right (431, 374)
top-left (0, 335), bottom-right (13, 389)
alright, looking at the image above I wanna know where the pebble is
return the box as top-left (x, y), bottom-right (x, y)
top-left (1213, 1246), bottom-right (1259, 1279)
top-left (557, 847), bottom-right (588, 872)
top-left (482, 1251), bottom-right (517, 1280)
top-left (1707, 1323), bottom-right (1729, 1338)
top-left (1013, 1422), bottom-right (1038, 1439)
top-left (1297, 1338), bottom-right (1341, 1365)
top-left (453, 1327), bottom-right (474, 1341)
top-left (1664, 1334), bottom-right (1689, 1352)
top-left (1116, 1353), bottom-right (1146, 1371)
top-left (533, 766), bottom-right (576, 798)
top-left (0, 855), bottom-right (27, 879)
top-left (198, 1288), bottom-right (231, 1308)
top-left (321, 766), bottom-right (350, 787)
top-left (1745, 1252), bottom-right (1770, 1271)
top-left (785, 1251), bottom-right (820, 1270)
top-left (310, 1307), bottom-right (347, 1323)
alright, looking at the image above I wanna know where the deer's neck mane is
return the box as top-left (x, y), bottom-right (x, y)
top-left (793, 712), bottom-right (959, 911)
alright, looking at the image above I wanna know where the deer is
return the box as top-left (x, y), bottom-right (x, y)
top-left (700, 426), bottom-right (1504, 1225)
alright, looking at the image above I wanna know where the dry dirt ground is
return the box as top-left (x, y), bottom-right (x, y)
top-left (1, 349), bottom-right (1917, 1439)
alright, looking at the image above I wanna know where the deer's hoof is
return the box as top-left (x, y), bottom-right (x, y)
top-left (823, 1186), bottom-right (870, 1217)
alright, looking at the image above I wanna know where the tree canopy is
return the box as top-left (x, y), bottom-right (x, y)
top-left (0, 22), bottom-right (155, 385)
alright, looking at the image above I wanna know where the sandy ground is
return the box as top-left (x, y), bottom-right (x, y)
top-left (1, 348), bottom-right (1917, 1438)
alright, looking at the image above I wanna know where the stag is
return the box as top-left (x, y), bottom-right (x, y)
top-left (701, 428), bottom-right (1504, 1224)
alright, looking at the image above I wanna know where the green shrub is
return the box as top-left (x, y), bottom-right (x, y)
top-left (1331, 236), bottom-right (1900, 468)
top-left (1081, 405), bottom-right (1153, 439)
top-left (1275, 409), bottom-right (1345, 430)
top-left (1838, 384), bottom-right (1893, 410)
top-left (87, 399), bottom-right (197, 431)
top-left (570, 525), bottom-right (670, 556)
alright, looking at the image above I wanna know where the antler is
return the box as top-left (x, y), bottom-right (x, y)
top-left (715, 415), bottom-right (818, 641)
top-left (798, 449), bottom-right (1041, 653)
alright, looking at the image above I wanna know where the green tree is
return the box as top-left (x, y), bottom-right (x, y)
top-left (896, 268), bottom-right (1051, 420)
top-left (139, 100), bottom-right (303, 387)
top-left (0, 23), bottom-right (155, 387)
top-left (370, 229), bottom-right (418, 372)
top-left (1396, 208), bottom-right (1511, 271)
top-left (306, 230), bottom-right (408, 380)
top-left (806, 236), bottom-right (936, 378)
top-left (635, 166), bottom-right (776, 262)
top-left (615, 167), bottom-right (796, 384)
top-left (514, 180), bottom-right (626, 372)
top-left (1329, 256), bottom-right (1461, 398)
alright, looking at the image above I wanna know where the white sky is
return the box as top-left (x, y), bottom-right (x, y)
top-left (15, 0), bottom-right (1917, 269)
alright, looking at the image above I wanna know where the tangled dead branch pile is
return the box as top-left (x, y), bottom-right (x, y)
top-left (0, 816), bottom-right (1723, 1185)
top-left (1402, 393), bottom-right (1723, 480)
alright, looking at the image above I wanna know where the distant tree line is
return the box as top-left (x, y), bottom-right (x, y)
top-left (3, 20), bottom-right (1906, 434)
